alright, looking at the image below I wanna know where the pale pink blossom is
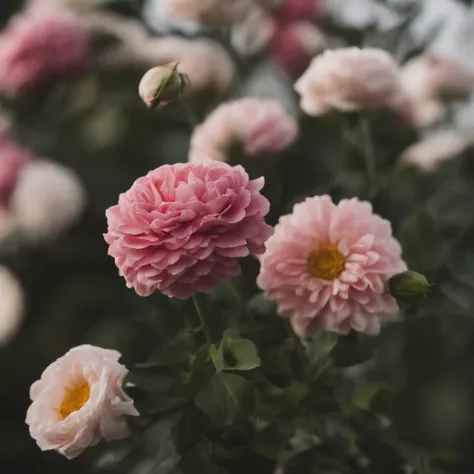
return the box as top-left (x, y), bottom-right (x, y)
top-left (400, 54), bottom-right (474, 127)
top-left (294, 47), bottom-right (406, 116)
top-left (257, 195), bottom-right (406, 337)
top-left (401, 130), bottom-right (470, 172)
top-left (11, 160), bottom-right (86, 242)
top-left (26, 345), bottom-right (138, 459)
top-left (401, 54), bottom-right (474, 103)
top-left (0, 12), bottom-right (90, 95)
top-left (0, 135), bottom-right (32, 208)
top-left (104, 162), bottom-right (273, 299)
top-left (162, 0), bottom-right (254, 26)
top-left (189, 98), bottom-right (298, 163)
top-left (0, 266), bottom-right (24, 347)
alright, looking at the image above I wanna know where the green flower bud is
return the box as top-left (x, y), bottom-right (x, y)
top-left (138, 61), bottom-right (189, 109)
top-left (388, 271), bottom-right (432, 300)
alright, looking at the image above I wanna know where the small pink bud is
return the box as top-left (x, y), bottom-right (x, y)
top-left (138, 61), bottom-right (189, 109)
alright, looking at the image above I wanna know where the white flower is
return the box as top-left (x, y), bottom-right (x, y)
top-left (294, 47), bottom-right (406, 116)
top-left (11, 160), bottom-right (86, 242)
top-left (0, 266), bottom-right (24, 347)
top-left (401, 130), bottom-right (469, 172)
top-left (26, 345), bottom-right (139, 459)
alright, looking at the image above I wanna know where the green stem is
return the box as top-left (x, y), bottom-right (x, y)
top-left (192, 294), bottom-right (212, 343)
top-left (358, 115), bottom-right (377, 194)
top-left (285, 320), bottom-right (308, 377)
top-left (228, 279), bottom-right (257, 341)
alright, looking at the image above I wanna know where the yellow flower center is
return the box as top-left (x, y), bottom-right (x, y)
top-left (307, 246), bottom-right (345, 280)
top-left (59, 381), bottom-right (90, 420)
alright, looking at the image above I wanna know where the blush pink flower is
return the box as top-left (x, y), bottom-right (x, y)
top-left (0, 12), bottom-right (90, 95)
top-left (270, 21), bottom-right (326, 78)
top-left (104, 162), bottom-right (273, 299)
top-left (26, 345), bottom-right (139, 460)
top-left (295, 47), bottom-right (407, 116)
top-left (0, 135), bottom-right (32, 208)
top-left (189, 98), bottom-right (298, 163)
top-left (257, 195), bottom-right (407, 336)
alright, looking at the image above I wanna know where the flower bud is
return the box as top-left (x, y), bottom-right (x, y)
top-left (138, 61), bottom-right (189, 109)
top-left (388, 271), bottom-right (432, 301)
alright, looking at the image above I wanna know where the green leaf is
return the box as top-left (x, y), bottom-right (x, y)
top-left (304, 332), bottom-right (339, 366)
top-left (195, 372), bottom-right (255, 425)
top-left (185, 343), bottom-right (214, 396)
top-left (226, 338), bottom-right (261, 371)
top-left (210, 338), bottom-right (261, 372)
top-left (137, 329), bottom-right (200, 368)
top-left (209, 343), bottom-right (225, 372)
top-left (270, 381), bottom-right (308, 409)
top-left (246, 293), bottom-right (277, 320)
top-left (352, 382), bottom-right (391, 411)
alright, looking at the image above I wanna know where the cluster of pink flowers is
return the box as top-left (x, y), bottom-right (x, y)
top-left (104, 161), bottom-right (273, 299)
top-left (0, 12), bottom-right (90, 95)
top-left (189, 98), bottom-right (298, 163)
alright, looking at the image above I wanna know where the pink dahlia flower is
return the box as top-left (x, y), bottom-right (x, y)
top-left (0, 135), bottom-right (32, 208)
top-left (26, 345), bottom-right (139, 459)
top-left (104, 162), bottom-right (273, 299)
top-left (295, 47), bottom-right (406, 116)
top-left (0, 13), bottom-right (90, 95)
top-left (189, 98), bottom-right (298, 163)
top-left (257, 195), bottom-right (407, 336)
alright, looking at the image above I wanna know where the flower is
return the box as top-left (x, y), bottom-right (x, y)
top-left (401, 130), bottom-right (469, 172)
top-left (270, 21), bottom-right (326, 78)
top-left (0, 12), bottom-right (90, 95)
top-left (400, 54), bottom-right (474, 127)
top-left (401, 54), bottom-right (474, 102)
top-left (273, 0), bottom-right (321, 24)
top-left (11, 160), bottom-right (86, 241)
top-left (104, 162), bottom-right (273, 299)
top-left (0, 266), bottom-right (24, 347)
top-left (294, 47), bottom-right (406, 116)
top-left (0, 135), bottom-right (32, 208)
top-left (162, 0), bottom-right (254, 26)
top-left (26, 345), bottom-right (139, 459)
top-left (189, 98), bottom-right (298, 163)
top-left (257, 195), bottom-right (407, 336)
top-left (138, 61), bottom-right (189, 109)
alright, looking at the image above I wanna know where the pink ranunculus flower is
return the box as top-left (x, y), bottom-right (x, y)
top-left (257, 195), bottom-right (407, 337)
top-left (189, 98), bottom-right (298, 163)
top-left (0, 12), bottom-right (90, 95)
top-left (26, 345), bottom-right (139, 460)
top-left (104, 162), bottom-right (273, 299)
top-left (0, 135), bottom-right (32, 208)
top-left (294, 47), bottom-right (406, 116)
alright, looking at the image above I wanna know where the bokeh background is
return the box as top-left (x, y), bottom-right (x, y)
top-left (3, 0), bottom-right (474, 473)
